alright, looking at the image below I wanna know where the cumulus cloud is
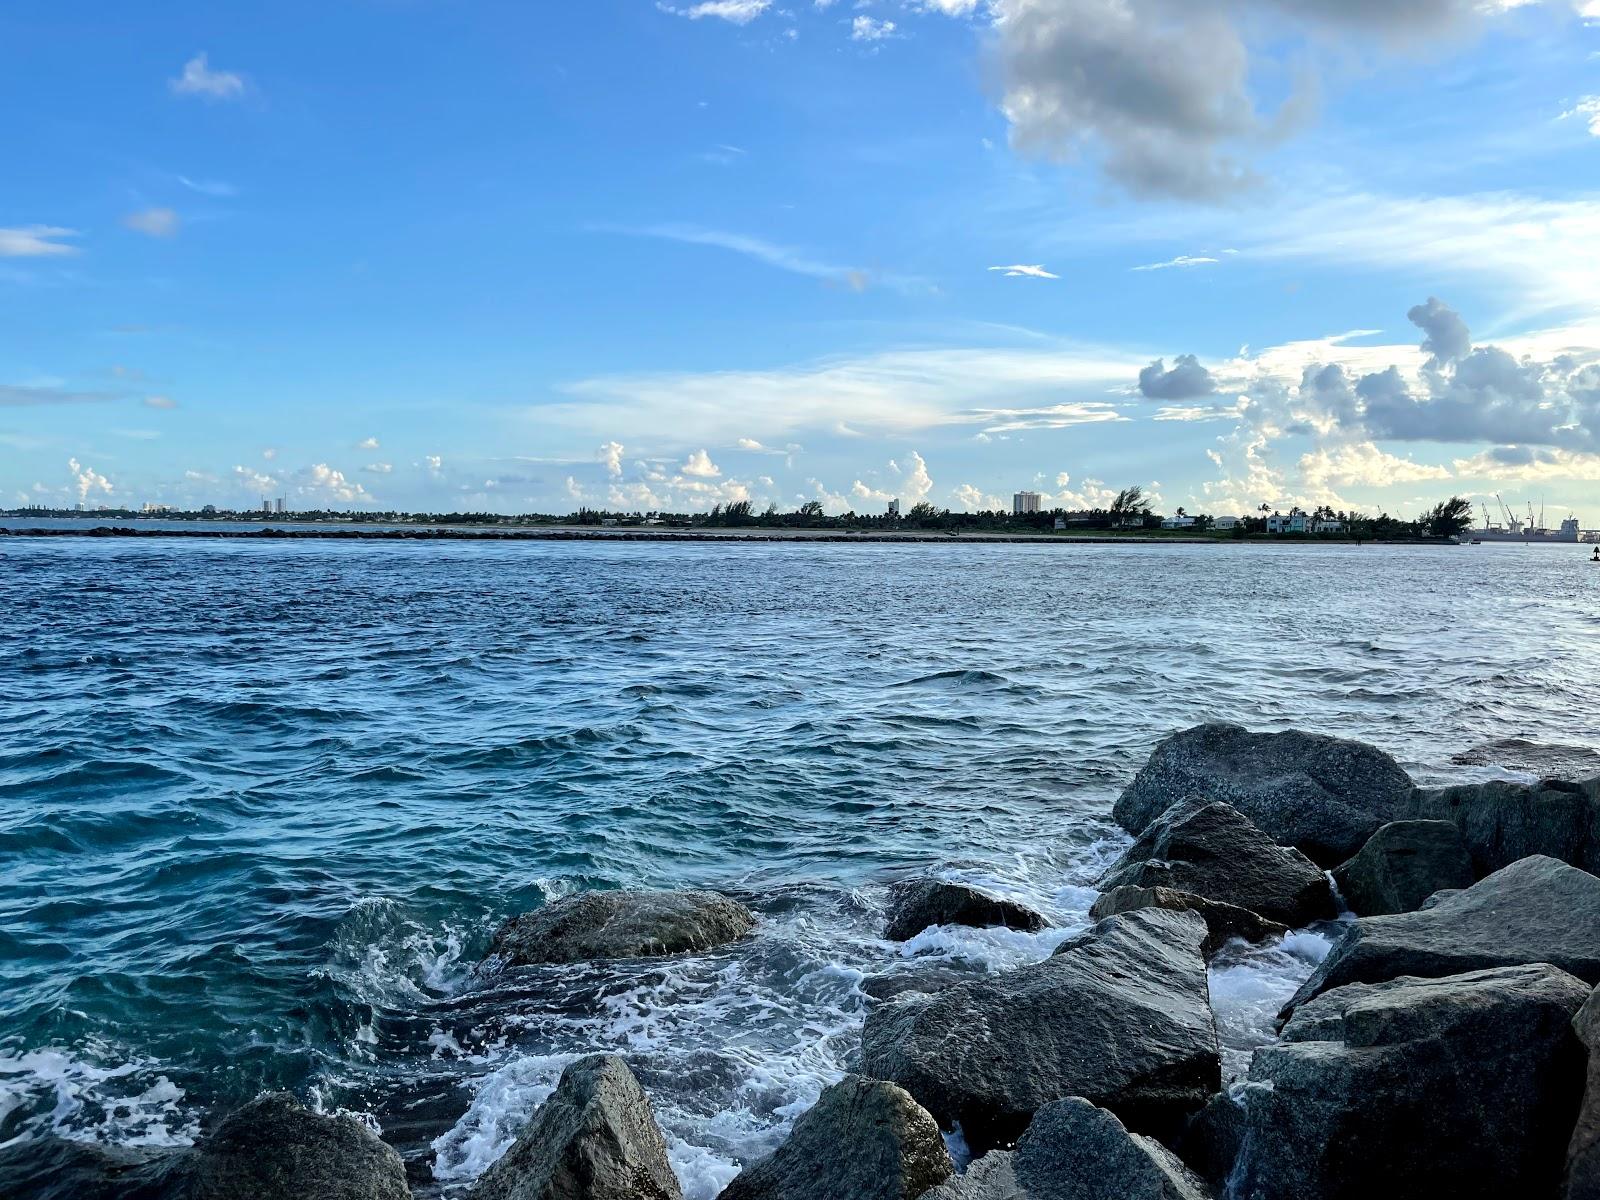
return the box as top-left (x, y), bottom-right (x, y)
top-left (123, 208), bottom-right (180, 238)
top-left (1453, 446), bottom-right (1600, 480)
top-left (1407, 296), bottom-right (1472, 368)
top-left (852, 15), bottom-right (898, 40)
top-left (599, 440), bottom-right (625, 476)
top-left (233, 465), bottom-right (278, 492)
top-left (357, 436), bottom-right (380, 450)
top-left (681, 448), bottom-right (722, 477)
top-left (988, 263), bottom-right (1060, 278)
top-left (301, 464), bottom-right (371, 505)
top-left (0, 225), bottom-right (80, 257)
top-left (1561, 96), bottom-right (1600, 136)
top-left (989, 0), bottom-right (1505, 200)
top-left (1298, 441), bottom-right (1450, 489)
top-left (736, 437), bottom-right (766, 450)
top-left (67, 458), bottom-right (113, 505)
top-left (658, 0), bottom-right (771, 24)
top-left (1139, 354), bottom-right (1217, 400)
top-left (169, 53), bottom-right (246, 100)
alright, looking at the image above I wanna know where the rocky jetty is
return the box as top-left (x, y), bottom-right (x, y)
top-left (883, 878), bottom-right (1048, 942)
top-left (1088, 885), bottom-right (1287, 959)
top-left (1284, 854), bottom-right (1600, 1015)
top-left (488, 889), bottom-right (756, 966)
top-left (1098, 799), bottom-right (1335, 927)
top-left (468, 1055), bottom-right (681, 1200)
top-left (1331, 819), bottom-right (1476, 916)
top-left (860, 908), bottom-right (1219, 1152)
top-left (1567, 985), bottom-right (1600, 1200)
top-left (1113, 723), bottom-right (1414, 864)
top-left (921, 1096), bottom-right (1212, 1200)
top-left (0, 1138), bottom-right (179, 1200)
top-left (1404, 776), bottom-right (1600, 876)
top-left (1230, 965), bottom-right (1590, 1199)
top-left (190, 1092), bottom-right (411, 1200)
top-left (716, 1077), bottom-right (952, 1200)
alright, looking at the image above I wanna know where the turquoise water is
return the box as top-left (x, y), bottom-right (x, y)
top-left (2, 537), bottom-right (1596, 1195)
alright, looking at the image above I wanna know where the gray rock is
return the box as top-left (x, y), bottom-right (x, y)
top-left (884, 879), bottom-right (1048, 942)
top-left (1173, 1092), bottom-right (1245, 1190)
top-left (860, 908), bottom-right (1219, 1154)
top-left (1089, 886), bottom-right (1287, 959)
top-left (469, 1055), bottom-right (681, 1200)
top-left (1098, 801), bottom-right (1336, 927)
top-left (860, 966), bottom-right (976, 1003)
top-left (919, 1097), bottom-right (1212, 1200)
top-left (1114, 724), bottom-right (1414, 864)
top-left (1233, 964), bottom-right (1589, 1200)
top-left (1283, 855), bottom-right (1600, 1016)
top-left (489, 890), bottom-right (756, 966)
top-left (1331, 820), bottom-right (1476, 916)
top-left (1566, 984), bottom-right (1600, 1200)
top-left (717, 1076), bottom-right (951, 1200)
top-left (1452, 738), bottom-right (1600, 779)
top-left (1404, 776), bottom-right (1600, 876)
top-left (190, 1092), bottom-right (410, 1200)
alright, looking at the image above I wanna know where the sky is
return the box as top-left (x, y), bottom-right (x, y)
top-left (2, 0), bottom-right (1599, 521)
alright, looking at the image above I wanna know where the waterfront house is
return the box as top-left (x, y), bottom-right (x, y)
top-left (1267, 509), bottom-right (1309, 534)
top-left (1212, 516), bottom-right (1242, 530)
top-left (1160, 515), bottom-right (1197, 529)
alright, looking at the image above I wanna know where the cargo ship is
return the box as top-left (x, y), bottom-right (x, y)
top-left (1467, 497), bottom-right (1581, 542)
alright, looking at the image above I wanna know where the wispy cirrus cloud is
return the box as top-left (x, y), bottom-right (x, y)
top-left (1133, 254), bottom-right (1220, 271)
top-left (0, 226), bottom-right (80, 257)
top-left (0, 383), bottom-right (112, 406)
top-left (657, 0), bottom-right (771, 24)
top-left (988, 263), bottom-right (1059, 279)
top-left (592, 222), bottom-right (922, 293)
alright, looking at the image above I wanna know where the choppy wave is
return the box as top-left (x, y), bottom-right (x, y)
top-left (1, 538), bottom-right (1596, 1195)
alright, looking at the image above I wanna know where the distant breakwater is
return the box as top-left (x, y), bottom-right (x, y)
top-left (0, 524), bottom-right (1447, 546)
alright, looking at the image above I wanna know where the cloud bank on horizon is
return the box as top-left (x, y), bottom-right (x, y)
top-left (3, 0), bottom-right (1599, 520)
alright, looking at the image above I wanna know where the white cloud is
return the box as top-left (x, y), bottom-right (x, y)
top-left (988, 263), bottom-right (1060, 278)
top-left (176, 175), bottom-right (237, 197)
top-left (599, 223), bottom-right (906, 293)
top-left (1563, 96), bottom-right (1600, 136)
top-left (658, 0), bottom-right (771, 24)
top-left (1133, 255), bottom-right (1219, 271)
top-left (123, 208), bottom-right (180, 238)
top-left (681, 448), bottom-right (722, 477)
top-left (262, 447), bottom-right (277, 461)
top-left (357, 436), bottom-right (380, 450)
top-left (852, 15), bottom-right (898, 40)
top-left (951, 482), bottom-right (1005, 511)
top-left (425, 454), bottom-right (443, 473)
top-left (1453, 446), bottom-right (1600, 481)
top-left (67, 458), bottom-right (113, 505)
top-left (301, 464), bottom-right (371, 505)
top-left (143, 395), bottom-right (177, 410)
top-left (598, 441), bottom-right (625, 476)
top-left (1298, 441), bottom-right (1451, 489)
top-left (736, 436), bottom-right (766, 450)
top-left (363, 462), bottom-right (393, 474)
top-left (0, 225), bottom-right (79, 257)
top-left (169, 53), bottom-right (246, 101)
top-left (233, 465), bottom-right (278, 492)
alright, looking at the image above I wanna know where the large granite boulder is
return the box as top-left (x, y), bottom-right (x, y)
top-left (1089, 886), bottom-right (1287, 959)
top-left (488, 890), bottom-right (755, 966)
top-left (1114, 724), bottom-right (1414, 864)
top-left (1404, 776), bottom-right (1600, 876)
top-left (1232, 964), bottom-right (1589, 1200)
top-left (716, 1076), bottom-right (951, 1200)
top-left (190, 1092), bottom-right (410, 1200)
top-left (1567, 984), bottom-right (1600, 1200)
top-left (1331, 820), bottom-right (1476, 916)
top-left (859, 908), bottom-right (1219, 1153)
top-left (469, 1055), bottom-right (680, 1200)
top-left (1284, 855), bottom-right (1600, 1016)
top-left (1452, 738), bottom-right (1600, 779)
top-left (920, 1097), bottom-right (1212, 1200)
top-left (883, 879), bottom-right (1048, 942)
top-left (1098, 801), bottom-right (1336, 927)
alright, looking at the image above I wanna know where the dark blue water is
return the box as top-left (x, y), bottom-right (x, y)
top-left (2, 537), bottom-right (1596, 1194)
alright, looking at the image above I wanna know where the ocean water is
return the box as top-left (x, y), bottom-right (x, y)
top-left (2, 537), bottom-right (1596, 1195)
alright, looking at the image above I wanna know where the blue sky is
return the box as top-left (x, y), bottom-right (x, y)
top-left (3, 0), bottom-right (1599, 520)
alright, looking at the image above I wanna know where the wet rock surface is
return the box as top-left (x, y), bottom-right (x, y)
top-left (1404, 776), bottom-right (1600, 876)
top-left (883, 878), bottom-right (1049, 942)
top-left (1113, 723), bottom-right (1415, 865)
top-left (1099, 800), bottom-right (1336, 927)
top-left (1089, 885), bottom-right (1287, 959)
top-left (1331, 820), bottom-right (1476, 916)
top-left (488, 889), bottom-right (757, 966)
top-left (860, 908), bottom-right (1219, 1153)
top-left (717, 1076), bottom-right (952, 1200)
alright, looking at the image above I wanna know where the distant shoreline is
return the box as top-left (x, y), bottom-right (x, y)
top-left (0, 523), bottom-right (1457, 547)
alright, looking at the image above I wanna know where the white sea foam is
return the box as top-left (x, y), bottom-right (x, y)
top-left (1208, 928), bottom-right (1337, 1081)
top-left (0, 1043), bottom-right (198, 1149)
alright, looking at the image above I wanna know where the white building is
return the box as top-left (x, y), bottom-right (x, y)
top-left (1161, 515), bottom-right (1197, 529)
top-left (1312, 516), bottom-right (1345, 533)
top-left (1212, 515), bottom-right (1242, 530)
top-left (1267, 509), bottom-right (1308, 534)
top-left (887, 499), bottom-right (900, 519)
top-left (1013, 490), bottom-right (1042, 515)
